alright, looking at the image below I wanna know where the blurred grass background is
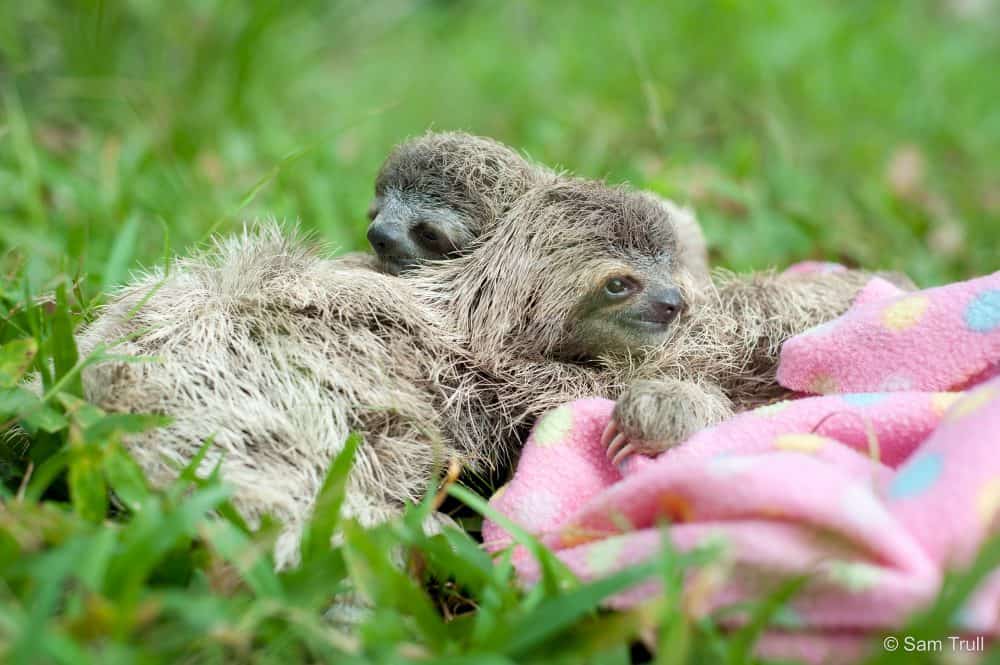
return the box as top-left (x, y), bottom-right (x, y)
top-left (1, 2), bottom-right (1000, 663)
top-left (1, 0), bottom-right (997, 296)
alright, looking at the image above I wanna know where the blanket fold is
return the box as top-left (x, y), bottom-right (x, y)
top-left (483, 271), bottom-right (1000, 662)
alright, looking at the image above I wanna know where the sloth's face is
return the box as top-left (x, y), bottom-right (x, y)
top-left (559, 256), bottom-right (687, 360)
top-left (366, 190), bottom-right (475, 275)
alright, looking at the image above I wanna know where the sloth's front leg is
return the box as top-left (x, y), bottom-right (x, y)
top-left (602, 378), bottom-right (733, 466)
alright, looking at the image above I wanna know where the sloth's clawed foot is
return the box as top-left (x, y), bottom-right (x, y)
top-left (601, 418), bottom-right (637, 468)
top-left (603, 378), bottom-right (735, 468)
top-left (600, 414), bottom-right (679, 469)
top-left (601, 380), bottom-right (687, 468)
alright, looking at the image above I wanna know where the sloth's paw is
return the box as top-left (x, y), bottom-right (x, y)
top-left (602, 379), bottom-right (701, 468)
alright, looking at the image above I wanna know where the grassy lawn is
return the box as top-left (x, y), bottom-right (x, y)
top-left (0, 1), bottom-right (998, 663)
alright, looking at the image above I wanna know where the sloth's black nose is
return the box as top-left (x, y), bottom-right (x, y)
top-left (647, 287), bottom-right (685, 325)
top-left (366, 222), bottom-right (402, 256)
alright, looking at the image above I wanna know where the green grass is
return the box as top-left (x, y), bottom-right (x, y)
top-left (1, 1), bottom-right (999, 663)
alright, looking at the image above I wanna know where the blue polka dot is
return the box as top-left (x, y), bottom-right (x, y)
top-left (843, 393), bottom-right (889, 407)
top-left (889, 452), bottom-right (944, 500)
top-left (965, 290), bottom-right (1000, 333)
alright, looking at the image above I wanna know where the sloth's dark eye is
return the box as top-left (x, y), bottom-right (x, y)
top-left (604, 277), bottom-right (637, 298)
top-left (413, 221), bottom-right (448, 251)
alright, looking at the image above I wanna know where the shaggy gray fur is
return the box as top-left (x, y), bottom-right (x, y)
top-left (76, 179), bottom-right (876, 568)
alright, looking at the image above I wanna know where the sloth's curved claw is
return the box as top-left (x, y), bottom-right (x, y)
top-left (606, 429), bottom-right (631, 463)
top-left (610, 442), bottom-right (636, 468)
top-left (600, 419), bottom-right (618, 451)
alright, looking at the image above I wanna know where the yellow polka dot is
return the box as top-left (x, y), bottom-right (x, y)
top-left (945, 386), bottom-right (998, 424)
top-left (976, 479), bottom-right (1000, 527)
top-left (586, 538), bottom-right (625, 575)
top-left (882, 295), bottom-right (930, 332)
top-left (930, 392), bottom-right (963, 418)
top-left (809, 374), bottom-right (839, 394)
top-left (684, 556), bottom-right (731, 619)
top-left (755, 400), bottom-right (792, 417)
top-left (559, 526), bottom-right (603, 548)
top-left (823, 561), bottom-right (883, 592)
top-left (533, 405), bottom-right (574, 447)
top-left (609, 510), bottom-right (635, 533)
top-left (774, 433), bottom-right (828, 453)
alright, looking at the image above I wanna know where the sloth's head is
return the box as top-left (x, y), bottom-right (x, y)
top-left (418, 179), bottom-right (694, 362)
top-left (367, 131), bottom-right (546, 275)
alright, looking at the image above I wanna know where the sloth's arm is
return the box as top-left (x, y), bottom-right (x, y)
top-left (714, 269), bottom-right (883, 346)
top-left (700, 268), bottom-right (912, 409)
top-left (604, 377), bottom-right (734, 463)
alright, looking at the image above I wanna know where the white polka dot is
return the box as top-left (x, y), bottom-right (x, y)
top-left (519, 488), bottom-right (562, 530)
top-left (708, 454), bottom-right (758, 477)
top-left (879, 374), bottom-right (913, 391)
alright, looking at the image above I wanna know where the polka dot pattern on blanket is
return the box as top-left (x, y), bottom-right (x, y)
top-left (945, 384), bottom-right (997, 423)
top-left (882, 295), bottom-right (930, 332)
top-left (774, 433), bottom-right (828, 453)
top-left (586, 538), bottom-right (625, 575)
top-left (976, 479), bottom-right (1000, 527)
top-left (485, 272), bottom-right (1000, 663)
top-left (930, 392), bottom-right (962, 416)
top-left (878, 373), bottom-right (914, 391)
top-left (965, 289), bottom-right (1000, 333)
top-left (532, 404), bottom-right (574, 446)
top-left (823, 561), bottom-right (884, 592)
top-left (842, 393), bottom-right (889, 407)
top-left (809, 374), bottom-right (839, 394)
top-left (779, 272), bottom-right (1000, 394)
top-left (888, 452), bottom-right (944, 500)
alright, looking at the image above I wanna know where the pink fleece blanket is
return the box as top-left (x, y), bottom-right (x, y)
top-left (483, 271), bottom-right (1000, 663)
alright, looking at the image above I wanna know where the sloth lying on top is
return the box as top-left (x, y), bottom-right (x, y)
top-left (76, 141), bottom-right (890, 569)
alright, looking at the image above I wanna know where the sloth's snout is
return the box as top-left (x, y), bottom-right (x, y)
top-left (366, 222), bottom-right (404, 256)
top-left (646, 287), bottom-right (685, 325)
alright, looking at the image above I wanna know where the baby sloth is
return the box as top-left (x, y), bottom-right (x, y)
top-left (417, 182), bottom-right (885, 466)
top-left (367, 131), bottom-right (710, 282)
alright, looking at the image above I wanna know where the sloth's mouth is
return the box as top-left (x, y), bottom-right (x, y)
top-left (377, 255), bottom-right (418, 276)
top-left (620, 316), bottom-right (672, 332)
top-left (623, 298), bottom-right (685, 329)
